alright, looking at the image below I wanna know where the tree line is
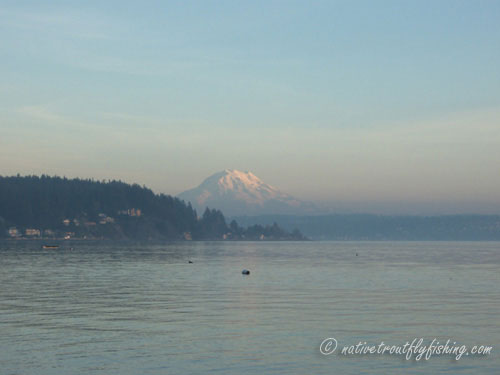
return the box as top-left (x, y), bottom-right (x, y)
top-left (0, 175), bottom-right (305, 241)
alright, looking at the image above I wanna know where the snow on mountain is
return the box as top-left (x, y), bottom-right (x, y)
top-left (177, 169), bottom-right (316, 216)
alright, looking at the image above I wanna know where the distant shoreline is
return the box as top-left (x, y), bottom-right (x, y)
top-left (4, 238), bottom-right (500, 244)
top-left (0, 237), bottom-right (310, 243)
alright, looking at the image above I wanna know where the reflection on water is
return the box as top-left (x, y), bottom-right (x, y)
top-left (1, 241), bottom-right (499, 374)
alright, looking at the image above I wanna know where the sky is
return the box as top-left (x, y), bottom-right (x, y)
top-left (1, 0), bottom-right (500, 214)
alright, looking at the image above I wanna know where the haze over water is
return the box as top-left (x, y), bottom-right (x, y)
top-left (1, 241), bottom-right (498, 374)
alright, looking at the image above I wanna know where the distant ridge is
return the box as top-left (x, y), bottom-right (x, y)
top-left (232, 214), bottom-right (500, 241)
top-left (177, 169), bottom-right (316, 216)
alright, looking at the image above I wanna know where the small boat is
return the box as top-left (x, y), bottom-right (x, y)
top-left (42, 245), bottom-right (59, 249)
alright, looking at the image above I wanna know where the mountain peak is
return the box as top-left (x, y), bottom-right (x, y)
top-left (178, 170), bottom-right (316, 216)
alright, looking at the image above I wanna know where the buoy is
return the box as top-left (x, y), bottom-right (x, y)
top-left (188, 260), bottom-right (193, 264)
top-left (242, 269), bottom-right (250, 275)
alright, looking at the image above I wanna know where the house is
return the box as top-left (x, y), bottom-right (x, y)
top-left (8, 227), bottom-right (21, 238)
top-left (98, 215), bottom-right (115, 224)
top-left (118, 208), bottom-right (142, 217)
top-left (43, 229), bottom-right (55, 237)
top-left (64, 232), bottom-right (75, 239)
top-left (25, 228), bottom-right (41, 237)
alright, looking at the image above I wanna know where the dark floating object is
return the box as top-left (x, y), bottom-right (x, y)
top-left (242, 269), bottom-right (250, 275)
top-left (355, 253), bottom-right (359, 256)
top-left (42, 245), bottom-right (59, 249)
top-left (188, 260), bottom-right (193, 264)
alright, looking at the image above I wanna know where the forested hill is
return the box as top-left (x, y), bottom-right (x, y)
top-left (0, 175), bottom-right (305, 241)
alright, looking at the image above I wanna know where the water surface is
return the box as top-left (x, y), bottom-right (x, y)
top-left (1, 241), bottom-right (499, 374)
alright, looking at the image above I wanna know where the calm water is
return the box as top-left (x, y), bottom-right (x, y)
top-left (1, 241), bottom-right (499, 374)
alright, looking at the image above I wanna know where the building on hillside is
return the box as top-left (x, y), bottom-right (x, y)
top-left (25, 228), bottom-right (41, 237)
top-left (43, 229), bottom-right (55, 237)
top-left (64, 232), bottom-right (75, 239)
top-left (8, 227), bottom-right (21, 238)
top-left (118, 208), bottom-right (142, 217)
top-left (98, 214), bottom-right (115, 224)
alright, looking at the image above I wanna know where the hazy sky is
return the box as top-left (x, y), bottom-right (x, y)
top-left (1, 1), bottom-right (500, 214)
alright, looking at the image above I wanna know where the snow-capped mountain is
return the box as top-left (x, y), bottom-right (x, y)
top-left (177, 169), bottom-right (316, 216)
